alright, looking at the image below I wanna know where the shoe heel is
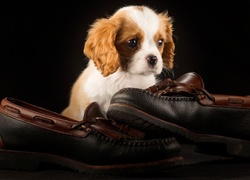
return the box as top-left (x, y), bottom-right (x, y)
top-left (0, 150), bottom-right (40, 170)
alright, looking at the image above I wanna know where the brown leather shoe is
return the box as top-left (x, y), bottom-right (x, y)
top-left (107, 72), bottom-right (250, 158)
top-left (0, 97), bottom-right (183, 175)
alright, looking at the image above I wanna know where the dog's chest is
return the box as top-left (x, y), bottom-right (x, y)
top-left (85, 71), bottom-right (156, 111)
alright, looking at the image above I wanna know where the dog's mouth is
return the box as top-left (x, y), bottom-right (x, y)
top-left (133, 66), bottom-right (162, 76)
top-left (139, 69), bottom-right (158, 76)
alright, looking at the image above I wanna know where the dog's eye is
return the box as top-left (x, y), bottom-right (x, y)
top-left (126, 39), bottom-right (138, 48)
top-left (158, 39), bottom-right (163, 47)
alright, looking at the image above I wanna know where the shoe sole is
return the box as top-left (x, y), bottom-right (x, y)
top-left (0, 149), bottom-right (183, 175)
top-left (108, 103), bottom-right (250, 158)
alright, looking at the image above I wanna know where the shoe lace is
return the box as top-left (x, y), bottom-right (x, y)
top-left (70, 117), bottom-right (102, 131)
top-left (70, 117), bottom-right (145, 139)
top-left (146, 78), bottom-right (173, 93)
top-left (189, 84), bottom-right (215, 102)
top-left (148, 79), bottom-right (215, 102)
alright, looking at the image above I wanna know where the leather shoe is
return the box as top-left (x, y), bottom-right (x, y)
top-left (107, 72), bottom-right (250, 158)
top-left (0, 97), bottom-right (182, 175)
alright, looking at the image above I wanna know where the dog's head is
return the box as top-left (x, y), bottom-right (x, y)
top-left (83, 5), bottom-right (175, 77)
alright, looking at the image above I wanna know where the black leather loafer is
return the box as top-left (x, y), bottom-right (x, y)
top-left (107, 72), bottom-right (250, 158)
top-left (0, 97), bottom-right (183, 175)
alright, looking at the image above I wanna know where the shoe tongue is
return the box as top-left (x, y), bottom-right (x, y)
top-left (175, 72), bottom-right (205, 88)
top-left (82, 102), bottom-right (106, 122)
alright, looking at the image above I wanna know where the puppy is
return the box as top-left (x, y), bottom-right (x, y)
top-left (62, 5), bottom-right (175, 121)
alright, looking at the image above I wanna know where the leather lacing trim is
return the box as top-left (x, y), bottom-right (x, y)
top-left (110, 120), bottom-right (145, 139)
top-left (70, 118), bottom-right (92, 131)
top-left (147, 78), bottom-right (215, 102)
top-left (146, 78), bottom-right (173, 93)
top-left (189, 84), bottom-right (215, 102)
top-left (70, 117), bottom-right (120, 130)
top-left (70, 117), bottom-right (145, 139)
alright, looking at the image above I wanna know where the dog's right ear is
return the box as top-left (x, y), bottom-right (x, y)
top-left (83, 18), bottom-right (120, 77)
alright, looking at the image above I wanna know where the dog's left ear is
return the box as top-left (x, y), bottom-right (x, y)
top-left (160, 12), bottom-right (175, 69)
top-left (83, 18), bottom-right (120, 77)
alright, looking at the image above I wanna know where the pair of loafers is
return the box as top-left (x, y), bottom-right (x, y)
top-left (107, 72), bottom-right (250, 158)
top-left (1, 70), bottom-right (250, 175)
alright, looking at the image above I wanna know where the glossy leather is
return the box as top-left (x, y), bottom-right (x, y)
top-left (0, 97), bottom-right (182, 174)
top-left (107, 72), bottom-right (250, 157)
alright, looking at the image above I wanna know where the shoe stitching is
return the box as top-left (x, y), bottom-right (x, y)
top-left (91, 129), bottom-right (177, 147)
top-left (115, 88), bottom-right (196, 101)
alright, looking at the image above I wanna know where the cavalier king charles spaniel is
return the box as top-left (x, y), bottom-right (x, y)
top-left (62, 5), bottom-right (175, 121)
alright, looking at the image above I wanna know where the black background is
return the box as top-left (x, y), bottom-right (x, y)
top-left (2, 0), bottom-right (250, 113)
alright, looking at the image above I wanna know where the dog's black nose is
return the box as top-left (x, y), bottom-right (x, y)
top-left (146, 55), bottom-right (158, 67)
